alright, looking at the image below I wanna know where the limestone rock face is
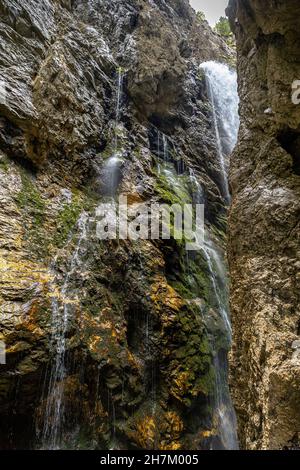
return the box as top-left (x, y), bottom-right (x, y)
top-left (0, 0), bottom-right (232, 449)
top-left (227, 0), bottom-right (300, 450)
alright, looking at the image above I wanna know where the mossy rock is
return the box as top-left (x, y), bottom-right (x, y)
top-left (53, 195), bottom-right (85, 248)
top-left (16, 170), bottom-right (46, 227)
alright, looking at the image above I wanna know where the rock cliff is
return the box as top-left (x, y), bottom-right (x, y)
top-left (227, 0), bottom-right (300, 450)
top-left (0, 0), bottom-right (233, 449)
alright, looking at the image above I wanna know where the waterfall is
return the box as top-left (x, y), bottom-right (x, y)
top-left (188, 61), bottom-right (239, 449)
top-left (189, 174), bottom-right (238, 450)
top-left (39, 68), bottom-right (126, 448)
top-left (156, 131), bottom-right (170, 174)
top-left (114, 67), bottom-right (124, 151)
top-left (116, 68), bottom-right (123, 124)
top-left (202, 237), bottom-right (238, 450)
top-left (155, 130), bottom-right (186, 175)
top-left (102, 68), bottom-right (125, 196)
top-left (40, 212), bottom-right (88, 449)
top-left (162, 133), bottom-right (169, 163)
top-left (202, 239), bottom-right (232, 340)
top-left (200, 61), bottom-right (239, 204)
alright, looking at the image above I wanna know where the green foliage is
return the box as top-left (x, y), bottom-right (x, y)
top-left (214, 16), bottom-right (231, 38)
top-left (196, 11), bottom-right (206, 22)
top-left (214, 16), bottom-right (236, 50)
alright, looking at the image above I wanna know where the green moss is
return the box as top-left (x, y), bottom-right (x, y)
top-left (100, 147), bottom-right (114, 160)
top-left (15, 170), bottom-right (50, 257)
top-left (171, 281), bottom-right (194, 300)
top-left (0, 158), bottom-right (9, 172)
top-left (197, 68), bottom-right (205, 81)
top-left (54, 195), bottom-right (84, 248)
top-left (169, 250), bottom-right (211, 303)
top-left (154, 170), bottom-right (190, 206)
top-left (196, 365), bottom-right (215, 396)
top-left (16, 171), bottom-right (46, 226)
top-left (117, 66), bottom-right (126, 74)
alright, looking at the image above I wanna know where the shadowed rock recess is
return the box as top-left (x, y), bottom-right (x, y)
top-left (227, 0), bottom-right (300, 450)
top-left (0, 0), bottom-right (237, 449)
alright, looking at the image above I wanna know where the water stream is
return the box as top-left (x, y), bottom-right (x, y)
top-left (200, 61), bottom-right (239, 204)
top-left (187, 173), bottom-right (238, 450)
top-left (40, 212), bottom-right (88, 449)
top-left (39, 59), bottom-right (239, 450)
top-left (39, 67), bottom-right (125, 449)
top-left (101, 68), bottom-right (125, 196)
top-left (194, 61), bottom-right (239, 449)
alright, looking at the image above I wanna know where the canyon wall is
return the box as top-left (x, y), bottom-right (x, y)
top-left (227, 0), bottom-right (300, 450)
top-left (0, 0), bottom-right (233, 449)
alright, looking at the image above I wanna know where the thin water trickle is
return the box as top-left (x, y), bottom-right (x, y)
top-left (44, 69), bottom-right (126, 448)
top-left (41, 212), bottom-right (89, 449)
top-left (162, 133), bottom-right (168, 163)
top-left (156, 131), bottom-right (173, 173)
top-left (189, 168), bottom-right (205, 204)
top-left (200, 61), bottom-right (239, 204)
top-left (102, 68), bottom-right (125, 196)
top-left (116, 69), bottom-right (123, 122)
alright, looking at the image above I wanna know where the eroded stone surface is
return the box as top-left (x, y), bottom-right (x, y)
top-left (227, 0), bottom-right (300, 450)
top-left (0, 0), bottom-right (232, 449)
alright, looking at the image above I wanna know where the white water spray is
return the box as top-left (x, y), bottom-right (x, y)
top-left (188, 61), bottom-right (240, 449)
top-left (200, 61), bottom-right (239, 204)
top-left (102, 68), bottom-right (125, 196)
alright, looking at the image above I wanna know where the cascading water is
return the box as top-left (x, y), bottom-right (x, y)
top-left (202, 237), bottom-right (238, 450)
top-left (115, 69), bottom-right (123, 127)
top-left (38, 56), bottom-right (239, 450)
top-left (40, 212), bottom-right (88, 449)
top-left (162, 133), bottom-right (169, 163)
top-left (101, 68), bottom-right (125, 196)
top-left (155, 130), bottom-right (186, 175)
top-left (188, 61), bottom-right (240, 449)
top-left (156, 131), bottom-right (170, 174)
top-left (188, 173), bottom-right (238, 450)
top-left (202, 239), bottom-right (232, 340)
top-left (200, 61), bottom-right (239, 204)
top-left (39, 67), bottom-right (127, 448)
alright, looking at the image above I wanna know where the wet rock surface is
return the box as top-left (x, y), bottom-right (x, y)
top-left (227, 0), bottom-right (300, 450)
top-left (0, 0), bottom-right (233, 449)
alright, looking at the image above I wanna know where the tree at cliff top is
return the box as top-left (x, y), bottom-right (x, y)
top-left (196, 11), bottom-right (206, 23)
top-left (214, 17), bottom-right (236, 50)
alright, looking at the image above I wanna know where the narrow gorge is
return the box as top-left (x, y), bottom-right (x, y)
top-left (227, 0), bottom-right (300, 450)
top-left (0, 0), bottom-right (299, 453)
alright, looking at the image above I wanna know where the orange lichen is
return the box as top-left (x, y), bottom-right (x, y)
top-left (88, 335), bottom-right (103, 354)
top-left (170, 371), bottom-right (190, 401)
top-left (164, 411), bottom-right (184, 435)
top-left (150, 277), bottom-right (184, 314)
top-left (125, 193), bottom-right (146, 205)
top-left (202, 429), bottom-right (216, 438)
top-left (128, 415), bottom-right (158, 449)
top-left (160, 441), bottom-right (182, 450)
